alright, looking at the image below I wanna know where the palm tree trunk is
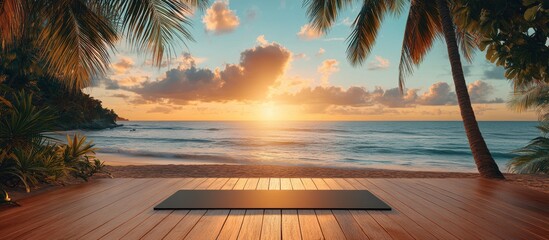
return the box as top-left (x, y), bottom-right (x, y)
top-left (436, 0), bottom-right (505, 179)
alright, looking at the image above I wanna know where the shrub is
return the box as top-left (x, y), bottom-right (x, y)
top-left (0, 91), bottom-right (106, 205)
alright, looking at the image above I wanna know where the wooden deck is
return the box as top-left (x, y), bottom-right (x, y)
top-left (0, 178), bottom-right (548, 240)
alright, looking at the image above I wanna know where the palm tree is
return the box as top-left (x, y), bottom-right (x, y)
top-left (303, 0), bottom-right (505, 178)
top-left (0, 0), bottom-right (209, 89)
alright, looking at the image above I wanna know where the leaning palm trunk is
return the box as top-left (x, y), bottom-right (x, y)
top-left (436, 0), bottom-right (504, 179)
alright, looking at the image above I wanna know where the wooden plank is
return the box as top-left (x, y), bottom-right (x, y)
top-left (233, 178), bottom-right (248, 190)
top-left (79, 178), bottom-right (194, 239)
top-left (261, 210), bottom-right (281, 240)
top-left (0, 178), bottom-right (137, 233)
top-left (244, 178), bottom-right (259, 190)
top-left (348, 178), bottom-right (453, 240)
top-left (257, 178), bottom-right (270, 190)
top-left (397, 178), bottom-right (546, 240)
top-left (421, 180), bottom-right (548, 234)
top-left (315, 210), bottom-right (346, 240)
top-left (324, 178), bottom-right (372, 240)
top-left (369, 179), bottom-right (485, 240)
top-left (183, 178), bottom-right (235, 240)
top-left (162, 178), bottom-right (228, 240)
top-left (140, 178), bottom-right (217, 240)
top-left (359, 179), bottom-right (432, 239)
top-left (216, 210), bottom-right (246, 240)
top-left (297, 178), bottom-right (324, 240)
top-left (280, 178), bottom-right (302, 240)
top-left (0, 178), bottom-right (131, 224)
top-left (291, 178), bottom-right (305, 190)
top-left (282, 210), bottom-right (302, 240)
top-left (222, 178), bottom-right (240, 190)
top-left (423, 179), bottom-right (549, 226)
top-left (111, 178), bottom-right (207, 240)
top-left (465, 179), bottom-right (549, 208)
top-left (8, 179), bottom-right (157, 240)
top-left (269, 178), bottom-right (280, 190)
top-left (260, 179), bottom-right (281, 240)
top-left (237, 210), bottom-right (263, 240)
top-left (216, 178), bottom-right (247, 240)
top-left (310, 178), bottom-right (346, 240)
top-left (237, 178), bottom-right (263, 240)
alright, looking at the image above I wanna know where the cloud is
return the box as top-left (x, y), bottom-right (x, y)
top-left (323, 37), bottom-right (345, 42)
top-left (127, 43), bottom-right (292, 104)
top-left (317, 59), bottom-right (339, 85)
top-left (275, 86), bottom-right (370, 107)
top-left (110, 93), bottom-right (130, 99)
top-left (273, 81), bottom-right (503, 113)
top-left (328, 106), bottom-right (399, 115)
top-left (111, 57), bottom-right (134, 74)
top-left (467, 80), bottom-right (504, 103)
top-left (372, 87), bottom-right (419, 108)
top-left (417, 82), bottom-right (457, 105)
top-left (256, 35), bottom-right (268, 45)
top-left (316, 48), bottom-right (325, 56)
top-left (297, 23), bottom-right (323, 40)
top-left (147, 106), bottom-right (181, 114)
top-left (102, 77), bottom-right (121, 90)
top-left (367, 56), bottom-right (390, 70)
top-left (202, 0), bottom-right (240, 34)
top-left (483, 66), bottom-right (506, 80)
top-left (340, 17), bottom-right (353, 26)
top-left (294, 53), bottom-right (308, 60)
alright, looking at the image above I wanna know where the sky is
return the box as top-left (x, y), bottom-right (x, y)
top-left (87, 0), bottom-right (536, 121)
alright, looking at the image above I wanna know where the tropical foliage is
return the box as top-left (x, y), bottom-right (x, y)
top-left (0, 91), bottom-right (106, 205)
top-left (508, 123), bottom-right (549, 174)
top-left (302, 0), bottom-right (505, 178)
top-left (507, 83), bottom-right (549, 174)
top-left (0, 80), bottom-right (119, 130)
top-left (452, 0), bottom-right (549, 174)
top-left (0, 0), bottom-right (207, 89)
top-left (452, 0), bottom-right (549, 90)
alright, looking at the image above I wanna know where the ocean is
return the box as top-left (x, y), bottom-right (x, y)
top-left (61, 121), bottom-right (541, 172)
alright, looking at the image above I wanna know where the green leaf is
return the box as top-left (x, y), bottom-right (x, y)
top-left (524, 5), bottom-right (540, 21)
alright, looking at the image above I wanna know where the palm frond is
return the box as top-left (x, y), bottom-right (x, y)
top-left (398, 0), bottom-right (441, 92)
top-left (347, 0), bottom-right (406, 66)
top-left (115, 0), bottom-right (196, 66)
top-left (0, 0), bottom-right (24, 47)
top-left (455, 26), bottom-right (478, 63)
top-left (303, 0), bottom-right (355, 33)
top-left (508, 135), bottom-right (549, 174)
top-left (38, 0), bottom-right (117, 89)
top-left (183, 0), bottom-right (210, 10)
top-left (508, 83), bottom-right (549, 117)
top-left (0, 95), bottom-right (11, 108)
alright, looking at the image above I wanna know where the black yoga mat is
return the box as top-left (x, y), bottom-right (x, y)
top-left (154, 190), bottom-right (391, 210)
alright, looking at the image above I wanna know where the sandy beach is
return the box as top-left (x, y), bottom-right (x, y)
top-left (97, 153), bottom-right (549, 194)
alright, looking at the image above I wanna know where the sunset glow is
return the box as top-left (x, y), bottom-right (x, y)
top-left (84, 1), bottom-right (536, 121)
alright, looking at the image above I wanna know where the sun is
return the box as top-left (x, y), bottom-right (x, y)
top-left (261, 102), bottom-right (279, 121)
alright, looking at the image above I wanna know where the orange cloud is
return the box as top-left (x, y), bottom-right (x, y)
top-left (317, 59), bottom-right (339, 85)
top-left (111, 57), bottom-right (134, 74)
top-left (418, 82), bottom-right (457, 105)
top-left (202, 0), bottom-right (240, 34)
top-left (468, 80), bottom-right (504, 103)
top-left (127, 43), bottom-right (291, 103)
top-left (273, 81), bottom-right (504, 113)
top-left (297, 23), bottom-right (323, 40)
